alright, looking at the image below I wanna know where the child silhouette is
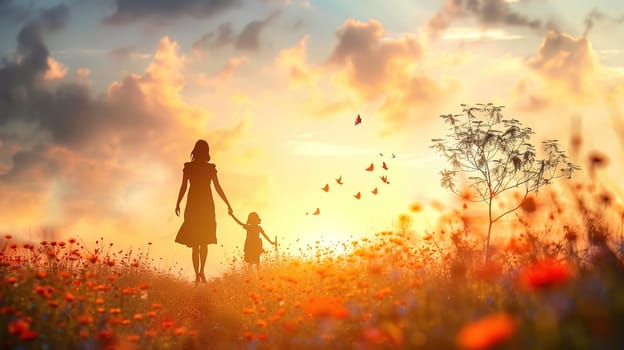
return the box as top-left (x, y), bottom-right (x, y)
top-left (230, 212), bottom-right (276, 266)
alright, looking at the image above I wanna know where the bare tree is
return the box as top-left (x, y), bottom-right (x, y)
top-left (431, 103), bottom-right (580, 262)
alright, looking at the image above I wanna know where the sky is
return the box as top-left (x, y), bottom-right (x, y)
top-left (1, 0), bottom-right (624, 277)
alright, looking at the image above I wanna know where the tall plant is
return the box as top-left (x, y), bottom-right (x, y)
top-left (431, 103), bottom-right (580, 262)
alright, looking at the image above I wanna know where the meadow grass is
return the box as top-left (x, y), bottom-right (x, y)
top-left (2, 180), bottom-right (624, 349)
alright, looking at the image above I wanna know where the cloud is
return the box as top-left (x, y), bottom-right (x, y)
top-left (192, 23), bottom-right (235, 52)
top-left (275, 36), bottom-right (320, 87)
top-left (192, 11), bottom-right (280, 53)
top-left (108, 46), bottom-right (151, 61)
top-left (327, 19), bottom-right (424, 99)
top-left (235, 10), bottom-right (280, 51)
top-left (216, 56), bottom-right (249, 81)
top-left (425, 0), bottom-right (542, 40)
top-left (0, 22), bottom-right (248, 235)
top-left (583, 9), bottom-right (624, 37)
top-left (43, 57), bottom-right (68, 80)
top-left (527, 30), bottom-right (597, 96)
top-left (512, 30), bottom-right (605, 112)
top-left (103, 0), bottom-right (241, 25)
top-left (0, 3), bottom-right (70, 125)
top-left (324, 19), bottom-right (459, 131)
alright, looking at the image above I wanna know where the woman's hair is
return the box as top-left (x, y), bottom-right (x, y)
top-left (247, 212), bottom-right (261, 225)
top-left (190, 139), bottom-right (210, 162)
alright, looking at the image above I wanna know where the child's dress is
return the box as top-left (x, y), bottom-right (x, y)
top-left (244, 225), bottom-right (264, 264)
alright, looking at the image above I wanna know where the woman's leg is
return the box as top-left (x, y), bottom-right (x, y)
top-left (192, 246), bottom-right (200, 276)
top-left (199, 245), bottom-right (208, 282)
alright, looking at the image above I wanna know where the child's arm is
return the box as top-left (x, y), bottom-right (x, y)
top-left (259, 227), bottom-right (276, 246)
top-left (229, 213), bottom-right (246, 227)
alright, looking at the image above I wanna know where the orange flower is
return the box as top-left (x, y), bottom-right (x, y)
top-left (9, 319), bottom-right (30, 335)
top-left (174, 327), bottom-right (186, 336)
top-left (133, 313), bottom-right (144, 321)
top-left (57, 271), bottom-right (72, 279)
top-left (77, 315), bottom-right (93, 325)
top-left (374, 287), bottom-right (392, 300)
top-left (304, 296), bottom-right (350, 319)
top-left (520, 259), bottom-right (570, 290)
top-left (456, 313), bottom-right (516, 350)
top-left (64, 293), bottom-right (75, 302)
top-left (35, 271), bottom-right (48, 279)
top-left (20, 330), bottom-right (38, 341)
top-left (243, 331), bottom-right (254, 341)
top-left (127, 334), bottom-right (140, 342)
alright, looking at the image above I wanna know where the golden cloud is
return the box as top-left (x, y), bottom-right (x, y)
top-left (527, 31), bottom-right (598, 96)
top-left (325, 19), bottom-right (460, 131)
top-left (275, 36), bottom-right (320, 87)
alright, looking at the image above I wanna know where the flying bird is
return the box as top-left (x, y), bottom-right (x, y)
top-left (354, 192), bottom-right (361, 200)
top-left (371, 187), bottom-right (378, 195)
top-left (321, 184), bottom-right (329, 192)
top-left (365, 163), bottom-right (374, 171)
top-left (312, 208), bottom-right (320, 215)
top-left (335, 175), bottom-right (343, 185)
top-left (392, 153), bottom-right (396, 158)
top-left (354, 114), bottom-right (362, 126)
top-left (380, 175), bottom-right (390, 184)
top-left (379, 152), bottom-right (384, 156)
top-left (382, 161), bottom-right (388, 170)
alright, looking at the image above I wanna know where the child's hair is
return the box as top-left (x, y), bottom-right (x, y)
top-left (246, 212), bottom-right (261, 225)
top-left (191, 139), bottom-right (210, 162)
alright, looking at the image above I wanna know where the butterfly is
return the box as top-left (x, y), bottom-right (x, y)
top-left (365, 163), bottom-right (374, 171)
top-left (335, 175), bottom-right (343, 185)
top-left (312, 208), bottom-right (320, 215)
top-left (321, 184), bottom-right (329, 192)
top-left (354, 192), bottom-right (361, 200)
top-left (380, 175), bottom-right (390, 184)
top-left (354, 114), bottom-right (362, 126)
top-left (371, 187), bottom-right (378, 195)
top-left (382, 161), bottom-right (388, 170)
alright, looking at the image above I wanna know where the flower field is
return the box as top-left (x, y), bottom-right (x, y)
top-left (2, 182), bottom-right (624, 349)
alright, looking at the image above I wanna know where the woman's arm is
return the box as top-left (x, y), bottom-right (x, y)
top-left (175, 172), bottom-right (189, 216)
top-left (229, 212), bottom-right (246, 227)
top-left (213, 173), bottom-right (233, 215)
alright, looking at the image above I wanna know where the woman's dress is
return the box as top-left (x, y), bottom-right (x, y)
top-left (175, 161), bottom-right (218, 247)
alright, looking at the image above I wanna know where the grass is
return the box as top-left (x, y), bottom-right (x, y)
top-left (2, 179), bottom-right (624, 349)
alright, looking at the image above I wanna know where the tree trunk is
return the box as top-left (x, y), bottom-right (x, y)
top-left (485, 198), bottom-right (493, 264)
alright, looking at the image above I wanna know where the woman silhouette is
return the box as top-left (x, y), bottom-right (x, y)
top-left (175, 140), bottom-right (233, 283)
